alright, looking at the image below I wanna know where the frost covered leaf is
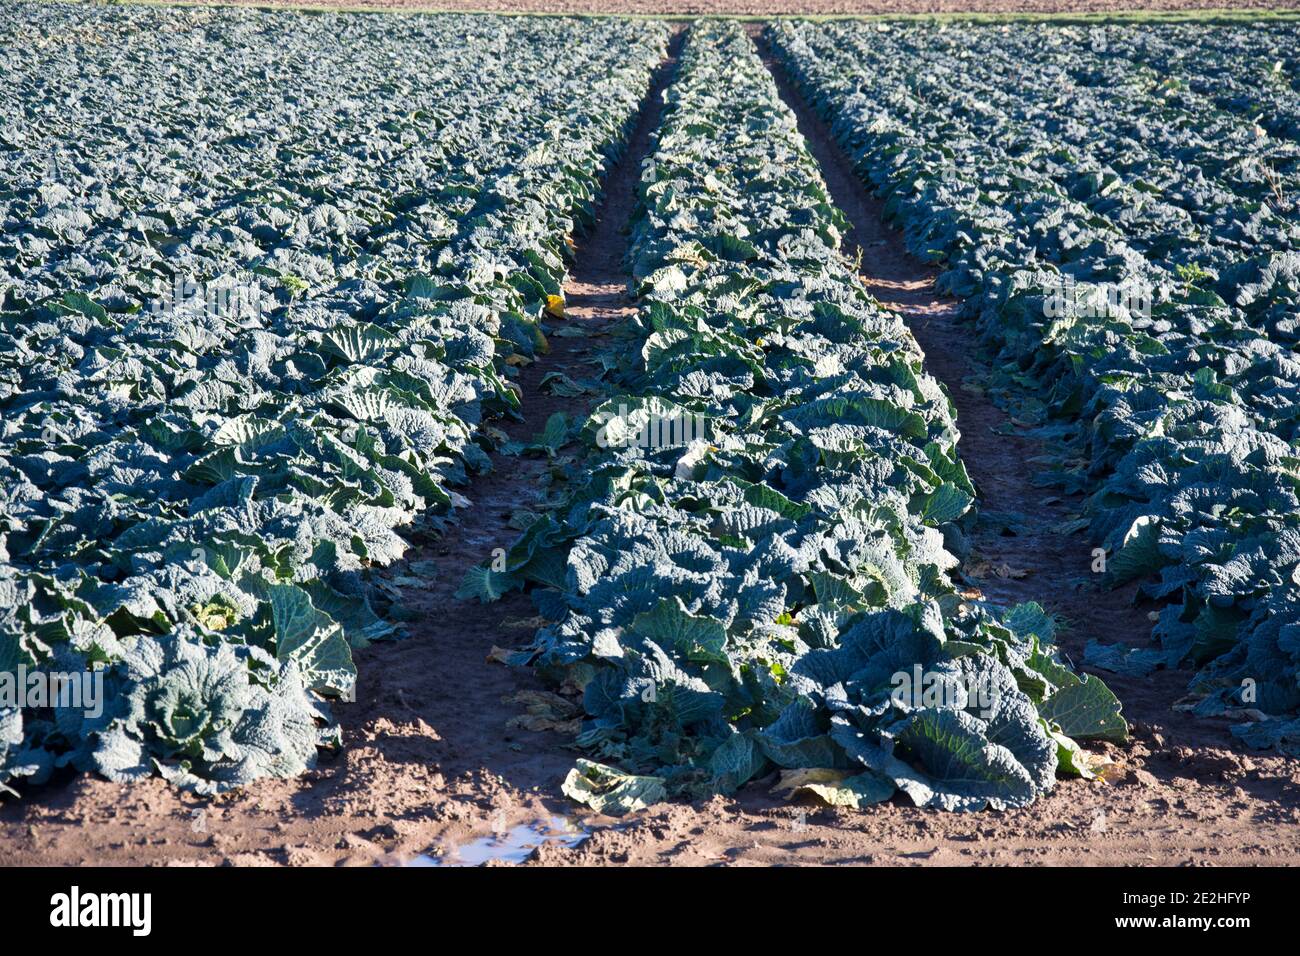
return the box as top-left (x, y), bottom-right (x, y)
top-left (707, 731), bottom-right (763, 792)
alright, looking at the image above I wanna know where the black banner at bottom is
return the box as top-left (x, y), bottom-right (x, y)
top-left (0, 864), bottom-right (1280, 942)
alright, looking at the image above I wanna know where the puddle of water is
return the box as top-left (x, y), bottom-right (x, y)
top-left (407, 816), bottom-right (591, 867)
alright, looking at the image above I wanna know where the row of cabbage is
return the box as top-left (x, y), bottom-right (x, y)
top-left (768, 20), bottom-right (1300, 749)
top-left (0, 2), bottom-right (668, 794)
top-left (473, 22), bottom-right (1124, 815)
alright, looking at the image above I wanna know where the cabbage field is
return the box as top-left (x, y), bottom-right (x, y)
top-left (0, 2), bottom-right (667, 794)
top-left (769, 18), bottom-right (1300, 753)
top-left (474, 21), bottom-right (1124, 814)
top-left (4, 0), bottom-right (1300, 841)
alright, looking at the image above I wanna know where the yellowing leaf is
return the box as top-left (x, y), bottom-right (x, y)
top-left (773, 768), bottom-right (894, 808)
top-left (486, 645), bottom-right (514, 665)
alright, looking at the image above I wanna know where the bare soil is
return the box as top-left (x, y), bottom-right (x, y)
top-left (3, 22), bottom-right (1299, 867)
